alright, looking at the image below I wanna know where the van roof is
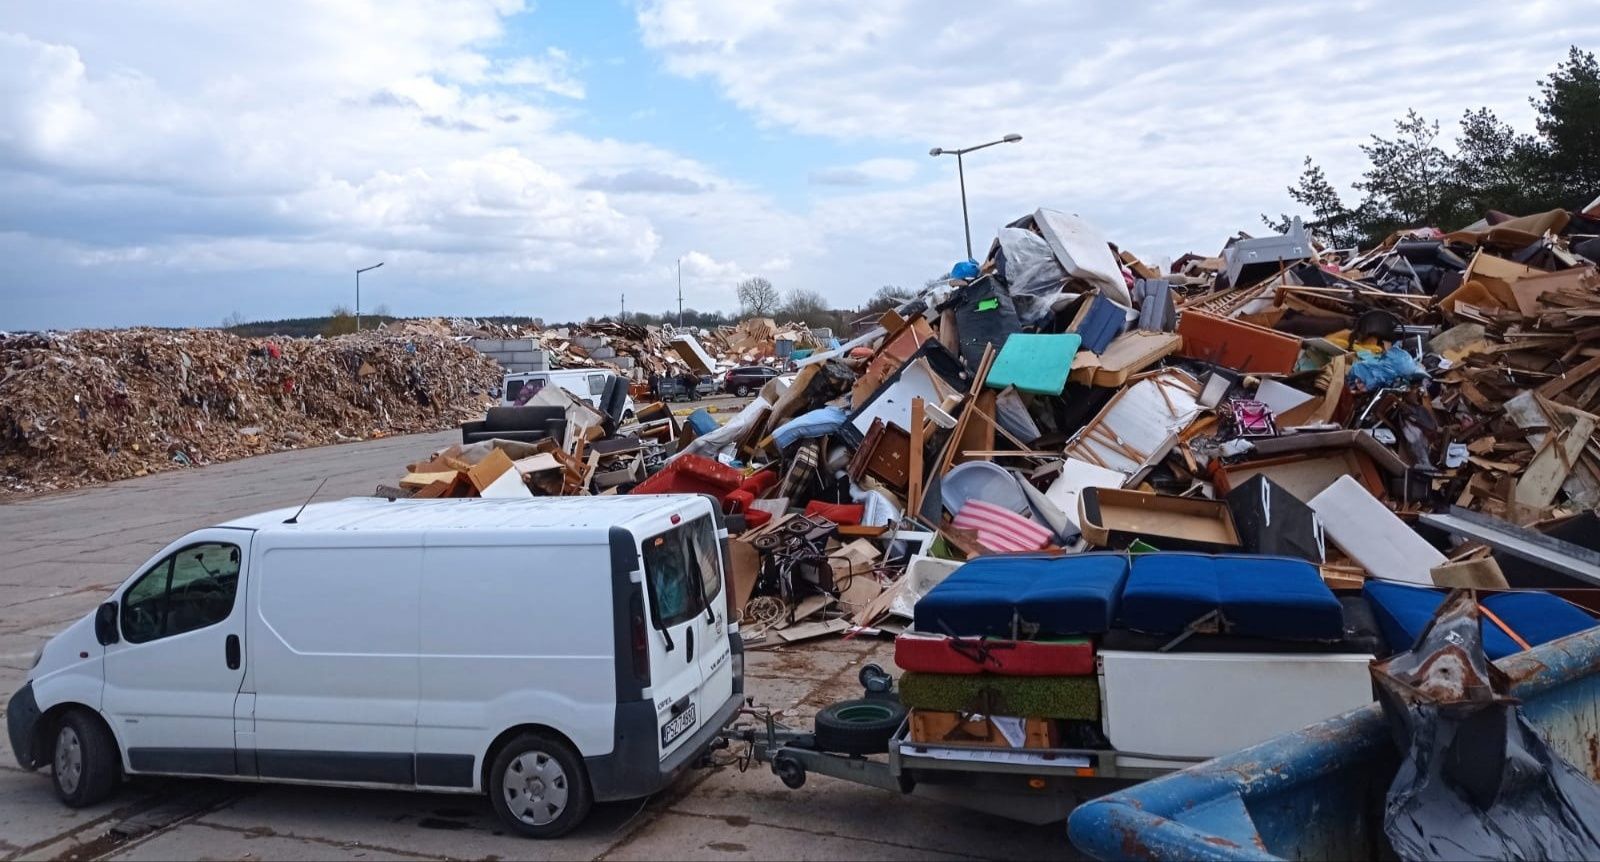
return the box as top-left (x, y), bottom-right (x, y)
top-left (221, 495), bottom-right (702, 534)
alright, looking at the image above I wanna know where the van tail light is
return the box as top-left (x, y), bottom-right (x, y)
top-left (629, 592), bottom-right (651, 686)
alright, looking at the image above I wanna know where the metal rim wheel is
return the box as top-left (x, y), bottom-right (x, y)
top-left (51, 709), bottom-right (117, 808)
top-left (734, 385), bottom-right (750, 397)
top-left (503, 750), bottom-right (568, 827)
top-left (488, 731), bottom-right (592, 839)
top-left (54, 725), bottom-right (82, 796)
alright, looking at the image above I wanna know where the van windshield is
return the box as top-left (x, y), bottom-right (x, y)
top-left (641, 516), bottom-right (722, 629)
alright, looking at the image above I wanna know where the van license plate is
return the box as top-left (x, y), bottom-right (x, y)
top-left (661, 704), bottom-right (697, 747)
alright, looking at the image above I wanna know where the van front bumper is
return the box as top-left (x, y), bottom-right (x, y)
top-left (587, 689), bottom-right (742, 803)
top-left (7, 682), bottom-right (42, 770)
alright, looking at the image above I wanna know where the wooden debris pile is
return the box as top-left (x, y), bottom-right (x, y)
top-left (0, 327), bottom-right (499, 494)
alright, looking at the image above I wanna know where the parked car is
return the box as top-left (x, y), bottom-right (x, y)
top-left (7, 495), bottom-right (743, 839)
top-left (721, 365), bottom-right (779, 397)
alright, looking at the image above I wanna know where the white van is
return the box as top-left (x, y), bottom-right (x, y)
top-left (503, 369), bottom-right (635, 419)
top-left (6, 495), bottom-right (742, 838)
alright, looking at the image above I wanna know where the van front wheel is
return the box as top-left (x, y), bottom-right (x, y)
top-left (52, 710), bottom-right (118, 808)
top-left (489, 732), bottom-right (592, 839)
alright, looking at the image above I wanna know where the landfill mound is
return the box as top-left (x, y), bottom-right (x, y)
top-left (387, 197), bottom-right (1600, 658)
top-left (0, 327), bottom-right (500, 494)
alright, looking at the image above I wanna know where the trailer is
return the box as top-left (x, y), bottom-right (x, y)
top-left (720, 627), bottom-right (1382, 823)
top-left (715, 658), bottom-right (1349, 826)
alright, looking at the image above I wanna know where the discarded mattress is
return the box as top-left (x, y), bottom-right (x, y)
top-left (1117, 553), bottom-right (1343, 641)
top-left (913, 553), bottom-right (1128, 638)
top-left (894, 633), bottom-right (1094, 676)
top-left (1363, 580), bottom-right (1598, 660)
top-left (899, 671), bottom-right (1100, 720)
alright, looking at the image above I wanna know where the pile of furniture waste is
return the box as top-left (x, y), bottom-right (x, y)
top-left (396, 199), bottom-right (1600, 702)
top-left (0, 327), bottom-right (500, 495)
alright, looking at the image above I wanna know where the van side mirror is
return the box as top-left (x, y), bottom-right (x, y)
top-left (94, 602), bottom-right (120, 645)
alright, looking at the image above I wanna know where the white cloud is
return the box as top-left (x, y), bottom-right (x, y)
top-left (492, 48), bottom-right (586, 99)
top-left (0, 1), bottom-right (809, 327)
top-left (810, 157), bottom-right (918, 186)
top-left (639, 0), bottom-right (1600, 268)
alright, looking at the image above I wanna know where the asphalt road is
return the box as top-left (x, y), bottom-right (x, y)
top-left (0, 427), bottom-right (1071, 860)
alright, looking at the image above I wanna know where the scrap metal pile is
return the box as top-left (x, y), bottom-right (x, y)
top-left (0, 327), bottom-right (500, 494)
top-left (398, 198), bottom-right (1600, 658)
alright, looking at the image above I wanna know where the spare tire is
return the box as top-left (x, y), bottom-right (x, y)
top-left (813, 698), bottom-right (906, 755)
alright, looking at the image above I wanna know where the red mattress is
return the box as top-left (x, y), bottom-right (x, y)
top-left (894, 633), bottom-right (1094, 676)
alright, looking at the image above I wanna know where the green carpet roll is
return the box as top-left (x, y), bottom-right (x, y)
top-left (898, 672), bottom-right (1101, 720)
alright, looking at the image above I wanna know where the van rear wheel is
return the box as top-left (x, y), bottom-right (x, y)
top-left (489, 732), bottom-right (592, 839)
top-left (52, 710), bottom-right (118, 808)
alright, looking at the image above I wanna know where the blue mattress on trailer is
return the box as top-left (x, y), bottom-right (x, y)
top-left (1363, 580), bottom-right (1598, 659)
top-left (913, 553), bottom-right (1129, 638)
top-left (1118, 553), bottom-right (1344, 641)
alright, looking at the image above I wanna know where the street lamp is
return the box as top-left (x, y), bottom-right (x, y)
top-left (355, 262), bottom-right (383, 332)
top-left (929, 133), bottom-right (1023, 260)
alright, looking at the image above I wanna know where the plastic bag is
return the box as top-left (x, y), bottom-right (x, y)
top-left (1348, 345), bottom-right (1427, 391)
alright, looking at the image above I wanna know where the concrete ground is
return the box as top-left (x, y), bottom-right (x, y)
top-left (0, 427), bottom-right (1072, 860)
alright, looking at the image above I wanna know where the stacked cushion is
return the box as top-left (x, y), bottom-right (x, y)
top-left (913, 553), bottom-right (1129, 638)
top-left (894, 633), bottom-right (1094, 676)
top-left (1117, 553), bottom-right (1343, 641)
top-left (1364, 580), bottom-right (1597, 660)
top-left (898, 672), bottom-right (1101, 720)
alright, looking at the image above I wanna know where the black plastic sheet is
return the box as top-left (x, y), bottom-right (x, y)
top-left (1372, 590), bottom-right (1600, 861)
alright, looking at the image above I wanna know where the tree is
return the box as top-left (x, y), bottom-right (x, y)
top-left (324, 305), bottom-right (356, 336)
top-left (863, 284), bottom-right (915, 314)
top-left (779, 288), bottom-right (834, 329)
top-left (219, 310), bottom-right (246, 330)
top-left (1262, 157), bottom-right (1364, 248)
top-left (1532, 46), bottom-right (1600, 208)
top-left (736, 276), bottom-right (779, 317)
top-left (1452, 108), bottom-right (1549, 217)
top-left (1353, 110), bottom-right (1464, 237)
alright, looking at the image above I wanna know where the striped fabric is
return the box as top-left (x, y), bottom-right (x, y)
top-left (952, 499), bottom-right (1051, 553)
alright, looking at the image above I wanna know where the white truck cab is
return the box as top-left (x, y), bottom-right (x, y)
top-left (7, 495), bottom-right (742, 839)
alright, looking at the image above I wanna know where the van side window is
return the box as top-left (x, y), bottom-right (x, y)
top-left (587, 373), bottom-right (607, 396)
top-left (120, 542), bottom-right (242, 644)
top-left (641, 516), bottom-right (721, 629)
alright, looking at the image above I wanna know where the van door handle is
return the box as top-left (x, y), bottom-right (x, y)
top-left (685, 628), bottom-right (694, 662)
top-left (225, 635), bottom-right (240, 670)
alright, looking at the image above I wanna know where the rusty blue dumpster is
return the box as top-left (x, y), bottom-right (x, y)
top-left (1068, 626), bottom-right (1600, 861)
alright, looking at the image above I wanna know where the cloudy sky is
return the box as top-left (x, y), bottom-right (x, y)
top-left (3, 1), bottom-right (1596, 330)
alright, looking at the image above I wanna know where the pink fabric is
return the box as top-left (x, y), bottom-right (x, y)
top-left (952, 500), bottom-right (1051, 553)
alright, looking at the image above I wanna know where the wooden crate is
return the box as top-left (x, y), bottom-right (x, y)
top-left (909, 709), bottom-right (1057, 749)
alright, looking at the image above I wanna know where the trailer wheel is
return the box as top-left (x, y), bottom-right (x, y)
top-left (814, 698), bottom-right (906, 755)
top-left (773, 752), bottom-right (806, 789)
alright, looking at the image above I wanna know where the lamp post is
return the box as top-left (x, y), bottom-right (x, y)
top-left (929, 133), bottom-right (1022, 260)
top-left (355, 262), bottom-right (383, 332)
top-left (677, 257), bottom-right (684, 328)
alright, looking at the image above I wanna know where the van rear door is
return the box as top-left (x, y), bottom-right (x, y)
top-left (687, 518), bottom-right (734, 720)
top-left (638, 519), bottom-right (709, 760)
